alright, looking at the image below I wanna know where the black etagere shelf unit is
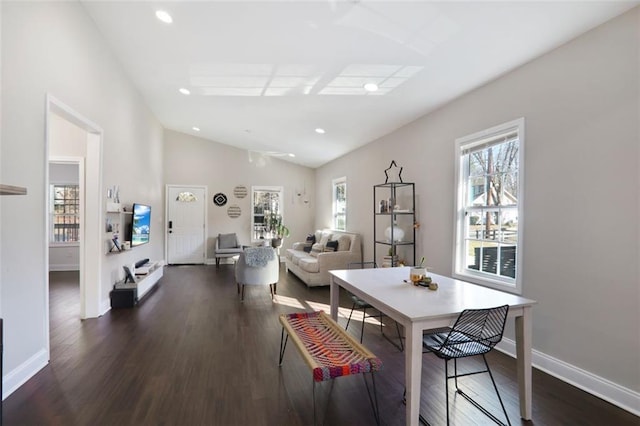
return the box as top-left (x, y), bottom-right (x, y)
top-left (373, 182), bottom-right (416, 267)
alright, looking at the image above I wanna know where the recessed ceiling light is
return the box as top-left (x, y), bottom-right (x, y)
top-left (364, 83), bottom-right (379, 92)
top-left (288, 153), bottom-right (296, 157)
top-left (155, 10), bottom-right (173, 24)
top-left (192, 127), bottom-right (200, 132)
top-left (315, 128), bottom-right (325, 134)
top-left (179, 88), bottom-right (190, 95)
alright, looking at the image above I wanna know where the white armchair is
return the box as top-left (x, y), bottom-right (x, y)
top-left (214, 233), bottom-right (243, 267)
top-left (235, 247), bottom-right (280, 301)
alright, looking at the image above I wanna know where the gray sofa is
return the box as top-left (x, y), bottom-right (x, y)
top-left (284, 229), bottom-right (362, 287)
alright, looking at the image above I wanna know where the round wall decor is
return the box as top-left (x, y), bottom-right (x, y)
top-left (227, 204), bottom-right (241, 218)
top-left (233, 185), bottom-right (248, 198)
top-left (213, 193), bottom-right (228, 206)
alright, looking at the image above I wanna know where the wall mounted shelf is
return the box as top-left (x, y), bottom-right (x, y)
top-left (0, 184), bottom-right (27, 195)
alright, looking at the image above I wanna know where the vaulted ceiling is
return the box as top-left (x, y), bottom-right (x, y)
top-left (82, 1), bottom-right (638, 168)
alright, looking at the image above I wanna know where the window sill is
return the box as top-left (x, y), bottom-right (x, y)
top-left (50, 242), bottom-right (80, 248)
top-left (452, 270), bottom-right (521, 295)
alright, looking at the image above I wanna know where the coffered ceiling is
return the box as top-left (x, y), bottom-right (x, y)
top-left (81, 1), bottom-right (637, 168)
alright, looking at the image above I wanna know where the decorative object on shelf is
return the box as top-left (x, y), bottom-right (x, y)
top-left (385, 222), bottom-right (404, 242)
top-left (227, 204), bottom-right (241, 218)
top-left (233, 185), bottom-right (248, 198)
top-left (123, 265), bottom-right (136, 283)
top-left (113, 185), bottom-right (120, 203)
top-left (176, 191), bottom-right (197, 202)
top-left (213, 192), bottom-right (228, 206)
top-left (384, 160), bottom-right (403, 183)
top-left (111, 235), bottom-right (122, 252)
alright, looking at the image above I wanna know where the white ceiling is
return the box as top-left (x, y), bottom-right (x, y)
top-left (81, 1), bottom-right (637, 168)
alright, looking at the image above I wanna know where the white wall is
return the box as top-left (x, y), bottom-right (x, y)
top-left (317, 7), bottom-right (639, 408)
top-left (1, 2), bottom-right (163, 396)
top-left (164, 130), bottom-right (315, 260)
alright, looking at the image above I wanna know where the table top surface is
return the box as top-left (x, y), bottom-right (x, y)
top-left (331, 267), bottom-right (536, 323)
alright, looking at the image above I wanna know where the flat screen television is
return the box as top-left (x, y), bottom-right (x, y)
top-left (131, 203), bottom-right (151, 247)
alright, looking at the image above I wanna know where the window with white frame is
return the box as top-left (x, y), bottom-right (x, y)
top-left (453, 118), bottom-right (524, 293)
top-left (50, 184), bottom-right (80, 243)
top-left (251, 186), bottom-right (283, 241)
top-left (332, 177), bottom-right (347, 231)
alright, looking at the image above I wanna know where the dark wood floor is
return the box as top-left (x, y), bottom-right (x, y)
top-left (4, 266), bottom-right (637, 425)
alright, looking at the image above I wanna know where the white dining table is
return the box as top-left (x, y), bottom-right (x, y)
top-left (329, 267), bottom-right (537, 426)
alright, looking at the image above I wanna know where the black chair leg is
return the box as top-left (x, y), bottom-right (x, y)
top-left (445, 359), bottom-right (450, 426)
top-left (345, 302), bottom-right (357, 331)
top-left (448, 356), bottom-right (511, 426)
top-left (362, 372), bottom-right (381, 426)
top-left (483, 355), bottom-right (512, 426)
top-left (278, 328), bottom-right (289, 365)
top-left (394, 321), bottom-right (404, 352)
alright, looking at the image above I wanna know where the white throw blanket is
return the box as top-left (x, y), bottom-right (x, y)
top-left (244, 247), bottom-right (275, 267)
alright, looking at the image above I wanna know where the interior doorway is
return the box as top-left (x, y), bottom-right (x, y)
top-left (45, 94), bottom-right (103, 347)
top-left (48, 160), bottom-right (82, 329)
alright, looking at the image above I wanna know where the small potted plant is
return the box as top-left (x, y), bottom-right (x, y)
top-left (267, 213), bottom-right (290, 248)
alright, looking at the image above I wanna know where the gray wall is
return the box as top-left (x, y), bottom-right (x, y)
top-left (1, 2), bottom-right (164, 395)
top-left (164, 129), bottom-right (316, 259)
top-left (317, 7), bottom-right (639, 407)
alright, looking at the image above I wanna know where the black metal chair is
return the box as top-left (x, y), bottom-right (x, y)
top-left (345, 261), bottom-right (404, 351)
top-left (422, 305), bottom-right (511, 426)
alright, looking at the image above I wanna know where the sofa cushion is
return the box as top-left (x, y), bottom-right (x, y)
top-left (324, 240), bottom-right (339, 252)
top-left (310, 243), bottom-right (324, 258)
top-left (336, 234), bottom-right (351, 251)
top-left (290, 250), bottom-right (308, 265)
top-left (306, 233), bottom-right (316, 244)
top-left (298, 257), bottom-right (320, 273)
top-left (218, 233), bottom-right (238, 249)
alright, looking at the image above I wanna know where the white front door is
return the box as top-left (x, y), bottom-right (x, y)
top-left (166, 185), bottom-right (207, 264)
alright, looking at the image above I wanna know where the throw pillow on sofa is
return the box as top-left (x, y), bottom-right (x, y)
top-left (303, 233), bottom-right (316, 253)
top-left (324, 240), bottom-right (339, 252)
top-left (310, 243), bottom-right (324, 257)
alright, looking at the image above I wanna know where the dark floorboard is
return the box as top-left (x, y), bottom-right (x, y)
top-left (3, 266), bottom-right (638, 425)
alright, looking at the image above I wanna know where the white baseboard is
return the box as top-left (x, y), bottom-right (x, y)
top-left (2, 348), bottom-right (48, 400)
top-left (49, 263), bottom-right (79, 271)
top-left (100, 298), bottom-right (112, 316)
top-left (204, 258), bottom-right (216, 265)
top-left (496, 338), bottom-right (640, 417)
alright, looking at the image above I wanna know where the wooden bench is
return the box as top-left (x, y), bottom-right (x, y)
top-left (278, 310), bottom-right (382, 425)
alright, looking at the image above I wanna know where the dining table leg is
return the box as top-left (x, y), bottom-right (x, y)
top-left (329, 277), bottom-right (339, 321)
top-left (516, 306), bottom-right (533, 420)
top-left (406, 322), bottom-right (423, 426)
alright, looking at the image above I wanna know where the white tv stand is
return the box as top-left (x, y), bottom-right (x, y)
top-left (112, 260), bottom-right (164, 308)
top-left (135, 260), bottom-right (164, 300)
